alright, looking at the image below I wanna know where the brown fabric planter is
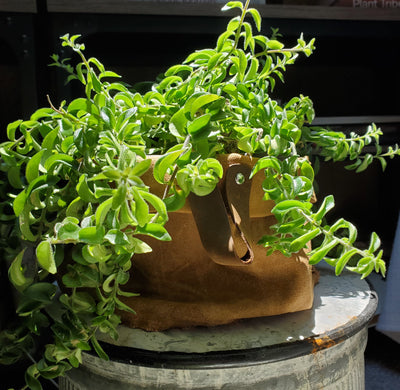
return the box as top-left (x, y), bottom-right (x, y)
top-left (119, 154), bottom-right (317, 331)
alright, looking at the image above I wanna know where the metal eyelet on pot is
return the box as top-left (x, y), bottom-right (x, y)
top-left (235, 172), bottom-right (245, 185)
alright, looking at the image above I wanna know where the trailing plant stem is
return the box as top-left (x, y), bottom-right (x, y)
top-left (299, 210), bottom-right (349, 252)
top-left (234, 0), bottom-right (252, 49)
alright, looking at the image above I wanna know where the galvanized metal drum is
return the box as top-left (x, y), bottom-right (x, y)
top-left (59, 268), bottom-right (377, 390)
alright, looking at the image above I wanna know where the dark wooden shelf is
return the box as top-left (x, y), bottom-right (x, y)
top-left (2, 1), bottom-right (398, 21)
top-left (46, 1), bottom-right (400, 21)
top-left (0, 0), bottom-right (37, 13)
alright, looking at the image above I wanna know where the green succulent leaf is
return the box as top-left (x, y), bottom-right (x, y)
top-left (251, 156), bottom-right (281, 177)
top-left (104, 229), bottom-right (129, 246)
top-left (221, 1), bottom-right (244, 11)
top-left (91, 335), bottom-right (109, 361)
top-left (22, 283), bottom-right (57, 304)
top-left (111, 184), bottom-right (126, 211)
top-left (25, 365), bottom-right (42, 390)
top-left (8, 249), bottom-right (33, 290)
top-left (131, 188), bottom-right (149, 227)
top-left (308, 239), bottom-right (339, 265)
top-left (55, 218), bottom-right (81, 242)
top-left (289, 228), bottom-right (320, 253)
top-left (272, 200), bottom-right (311, 219)
top-left (153, 149), bottom-right (183, 184)
top-left (79, 226), bottom-right (106, 244)
top-left (139, 191), bottom-right (168, 222)
top-left (36, 241), bottom-right (57, 274)
top-left (313, 195), bottom-right (335, 222)
top-left (187, 113), bottom-right (212, 136)
top-left (368, 232), bottom-right (381, 253)
top-left (77, 174), bottom-right (97, 202)
top-left (135, 223), bottom-right (171, 241)
top-left (246, 8), bottom-right (261, 31)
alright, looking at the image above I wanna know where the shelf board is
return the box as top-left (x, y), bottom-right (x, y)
top-left (46, 1), bottom-right (400, 21)
top-left (0, 0), bottom-right (37, 13)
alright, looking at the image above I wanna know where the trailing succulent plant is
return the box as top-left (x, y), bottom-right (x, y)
top-left (0, 0), bottom-right (398, 388)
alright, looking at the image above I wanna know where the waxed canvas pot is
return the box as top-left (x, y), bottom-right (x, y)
top-left (119, 154), bottom-right (317, 331)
